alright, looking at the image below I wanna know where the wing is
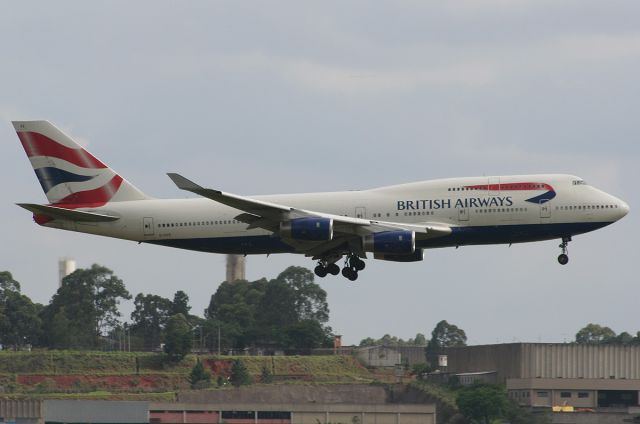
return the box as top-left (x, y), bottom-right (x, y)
top-left (167, 173), bottom-right (451, 259)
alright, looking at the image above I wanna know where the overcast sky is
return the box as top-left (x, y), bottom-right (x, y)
top-left (1, 1), bottom-right (638, 345)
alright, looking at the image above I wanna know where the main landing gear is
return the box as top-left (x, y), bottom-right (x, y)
top-left (314, 254), bottom-right (365, 281)
top-left (558, 236), bottom-right (571, 265)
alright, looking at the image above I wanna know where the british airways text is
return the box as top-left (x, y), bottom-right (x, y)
top-left (397, 196), bottom-right (514, 210)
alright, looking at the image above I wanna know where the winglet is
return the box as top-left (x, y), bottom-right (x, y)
top-left (167, 173), bottom-right (208, 192)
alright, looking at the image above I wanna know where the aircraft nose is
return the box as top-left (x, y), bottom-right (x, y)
top-left (619, 199), bottom-right (630, 218)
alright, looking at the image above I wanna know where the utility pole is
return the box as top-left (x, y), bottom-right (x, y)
top-left (217, 326), bottom-right (221, 356)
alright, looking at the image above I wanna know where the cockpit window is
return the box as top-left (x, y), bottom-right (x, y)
top-left (572, 180), bottom-right (587, 186)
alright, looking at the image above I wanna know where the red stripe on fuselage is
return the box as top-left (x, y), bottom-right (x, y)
top-left (465, 182), bottom-right (554, 191)
top-left (53, 175), bottom-right (123, 209)
top-left (17, 131), bottom-right (107, 169)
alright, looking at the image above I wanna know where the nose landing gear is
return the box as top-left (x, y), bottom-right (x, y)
top-left (557, 236), bottom-right (571, 265)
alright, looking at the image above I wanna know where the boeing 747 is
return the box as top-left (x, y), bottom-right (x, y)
top-left (13, 121), bottom-right (629, 280)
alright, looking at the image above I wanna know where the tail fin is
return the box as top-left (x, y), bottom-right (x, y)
top-left (13, 120), bottom-right (150, 207)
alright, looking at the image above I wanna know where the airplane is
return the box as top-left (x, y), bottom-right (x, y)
top-left (12, 120), bottom-right (629, 281)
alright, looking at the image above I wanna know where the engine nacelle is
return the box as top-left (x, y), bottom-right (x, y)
top-left (374, 249), bottom-right (424, 262)
top-left (280, 217), bottom-right (333, 241)
top-left (363, 230), bottom-right (415, 254)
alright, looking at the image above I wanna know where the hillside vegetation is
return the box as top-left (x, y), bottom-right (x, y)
top-left (0, 351), bottom-right (374, 398)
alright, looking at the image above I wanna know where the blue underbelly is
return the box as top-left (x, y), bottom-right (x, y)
top-left (145, 221), bottom-right (613, 254)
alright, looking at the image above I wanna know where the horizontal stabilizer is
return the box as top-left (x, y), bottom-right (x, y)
top-left (17, 203), bottom-right (120, 222)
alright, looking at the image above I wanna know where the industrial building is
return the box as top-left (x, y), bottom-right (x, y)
top-left (442, 343), bottom-right (640, 410)
top-left (0, 385), bottom-right (436, 424)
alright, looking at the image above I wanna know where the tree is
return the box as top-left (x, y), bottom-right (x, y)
top-left (359, 333), bottom-right (428, 347)
top-left (276, 266), bottom-right (329, 323)
top-left (41, 264), bottom-right (131, 348)
top-left (414, 333), bottom-right (427, 346)
top-left (284, 319), bottom-right (329, 350)
top-left (1, 291), bottom-right (42, 349)
top-left (230, 358), bottom-right (251, 387)
top-left (171, 290), bottom-right (191, 317)
top-left (164, 313), bottom-right (192, 361)
top-left (130, 293), bottom-right (173, 349)
top-left (575, 323), bottom-right (616, 344)
top-left (616, 331), bottom-right (634, 345)
top-left (188, 358), bottom-right (211, 389)
top-left (205, 268), bottom-right (331, 350)
top-left (457, 384), bottom-right (508, 424)
top-left (427, 320), bottom-right (467, 351)
top-left (0, 272), bottom-right (42, 349)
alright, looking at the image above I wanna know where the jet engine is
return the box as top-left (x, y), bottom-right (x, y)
top-left (280, 217), bottom-right (333, 241)
top-left (363, 230), bottom-right (415, 254)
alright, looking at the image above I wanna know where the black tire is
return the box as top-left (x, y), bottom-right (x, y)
top-left (353, 258), bottom-right (366, 271)
top-left (314, 265), bottom-right (328, 277)
top-left (327, 263), bottom-right (340, 275)
top-left (342, 267), bottom-right (358, 281)
top-left (557, 254), bottom-right (569, 265)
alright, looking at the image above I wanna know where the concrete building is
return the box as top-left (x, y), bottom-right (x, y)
top-left (442, 343), bottom-right (640, 410)
top-left (176, 384), bottom-right (436, 424)
top-left (356, 346), bottom-right (402, 368)
top-left (150, 402), bottom-right (435, 424)
top-left (0, 399), bottom-right (42, 424)
top-left (44, 400), bottom-right (149, 423)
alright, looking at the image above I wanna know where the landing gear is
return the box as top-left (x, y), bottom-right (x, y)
top-left (557, 236), bottom-right (571, 265)
top-left (340, 254), bottom-right (365, 281)
top-left (314, 255), bottom-right (366, 281)
top-left (342, 266), bottom-right (358, 281)
top-left (314, 264), bottom-right (328, 278)
top-left (314, 261), bottom-right (341, 278)
top-left (327, 263), bottom-right (340, 275)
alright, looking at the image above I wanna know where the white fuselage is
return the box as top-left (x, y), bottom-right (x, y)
top-left (42, 174), bottom-right (629, 255)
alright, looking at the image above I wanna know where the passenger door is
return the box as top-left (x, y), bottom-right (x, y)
top-left (539, 201), bottom-right (551, 219)
top-left (143, 217), bottom-right (154, 236)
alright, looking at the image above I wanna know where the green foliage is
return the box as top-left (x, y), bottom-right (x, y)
top-left (130, 293), bottom-right (173, 350)
top-left (456, 384), bottom-right (507, 424)
top-left (230, 358), bottom-right (251, 387)
top-left (171, 290), bottom-right (191, 317)
top-left (0, 272), bottom-right (42, 349)
top-left (205, 266), bottom-right (332, 350)
top-left (188, 358), bottom-right (211, 389)
top-left (427, 320), bottom-right (467, 352)
top-left (411, 363), bottom-right (430, 378)
top-left (260, 364), bottom-right (273, 383)
top-left (41, 264), bottom-right (131, 349)
top-left (164, 314), bottom-right (192, 361)
top-left (359, 333), bottom-right (427, 347)
top-left (575, 323), bottom-right (617, 344)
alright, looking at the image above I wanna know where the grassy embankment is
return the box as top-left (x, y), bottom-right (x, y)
top-left (0, 351), bottom-right (374, 399)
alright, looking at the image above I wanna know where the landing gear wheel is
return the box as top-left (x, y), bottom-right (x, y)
top-left (557, 236), bottom-right (571, 265)
top-left (342, 267), bottom-right (358, 281)
top-left (327, 263), bottom-right (340, 275)
top-left (352, 257), bottom-right (366, 271)
top-left (314, 265), bottom-right (328, 278)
